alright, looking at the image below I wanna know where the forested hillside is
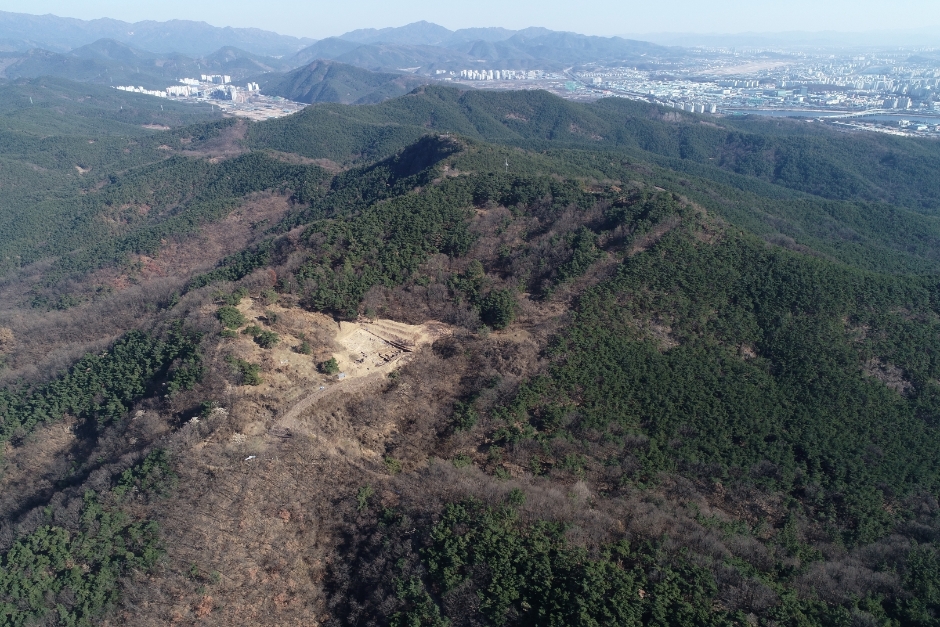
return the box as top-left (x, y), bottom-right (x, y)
top-left (0, 77), bottom-right (220, 135)
top-left (253, 85), bottom-right (940, 212)
top-left (1, 79), bottom-right (939, 626)
top-left (260, 60), bottom-right (430, 105)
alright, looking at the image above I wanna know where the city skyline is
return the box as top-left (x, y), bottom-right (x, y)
top-left (2, 1), bottom-right (939, 41)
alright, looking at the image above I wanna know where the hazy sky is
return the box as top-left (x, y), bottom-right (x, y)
top-left (3, 0), bottom-right (939, 39)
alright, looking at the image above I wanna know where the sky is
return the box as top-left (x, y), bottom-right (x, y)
top-left (3, 0), bottom-right (940, 39)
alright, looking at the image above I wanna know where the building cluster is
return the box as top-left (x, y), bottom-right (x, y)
top-left (457, 69), bottom-right (544, 80)
top-left (115, 85), bottom-right (167, 98)
top-left (726, 58), bottom-right (940, 112)
top-left (210, 85), bottom-right (240, 101)
top-left (166, 85), bottom-right (197, 97)
top-left (207, 81), bottom-right (261, 101)
top-left (884, 97), bottom-right (914, 110)
top-left (117, 78), bottom-right (263, 102)
top-left (664, 101), bottom-right (718, 114)
top-left (716, 80), bottom-right (760, 88)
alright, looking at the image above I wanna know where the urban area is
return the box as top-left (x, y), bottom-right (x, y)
top-left (444, 49), bottom-right (940, 138)
top-left (115, 48), bottom-right (940, 137)
top-left (115, 74), bottom-right (306, 120)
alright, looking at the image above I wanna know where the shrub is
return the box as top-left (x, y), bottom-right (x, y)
top-left (479, 289), bottom-right (517, 330)
top-left (507, 488), bottom-right (526, 507)
top-left (452, 400), bottom-right (478, 431)
top-left (254, 330), bottom-right (280, 349)
top-left (216, 305), bottom-right (246, 329)
top-left (385, 457), bottom-right (403, 475)
top-left (214, 287), bottom-right (248, 306)
top-left (357, 485), bottom-right (374, 511)
top-left (114, 449), bottom-right (178, 498)
top-left (226, 355), bottom-right (262, 385)
top-left (261, 288), bottom-right (279, 305)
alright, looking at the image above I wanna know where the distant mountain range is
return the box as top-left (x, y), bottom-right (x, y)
top-left (0, 37), bottom-right (440, 102)
top-left (0, 12), bottom-right (688, 107)
top-left (0, 11), bottom-right (315, 57)
top-left (0, 12), bottom-right (676, 77)
top-left (294, 21), bottom-right (673, 71)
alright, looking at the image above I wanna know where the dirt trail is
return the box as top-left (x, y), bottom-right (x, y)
top-left (276, 370), bottom-right (383, 430)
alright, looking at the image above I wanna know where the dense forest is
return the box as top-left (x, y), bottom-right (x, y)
top-left (1, 79), bottom-right (940, 626)
top-left (262, 60), bottom-right (429, 105)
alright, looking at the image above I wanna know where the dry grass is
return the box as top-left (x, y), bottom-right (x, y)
top-left (93, 193), bottom-right (293, 292)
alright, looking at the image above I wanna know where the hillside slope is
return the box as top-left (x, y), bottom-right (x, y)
top-left (0, 80), bottom-right (939, 627)
top-left (253, 85), bottom-right (940, 212)
top-left (248, 85), bottom-right (940, 274)
top-left (262, 60), bottom-right (429, 105)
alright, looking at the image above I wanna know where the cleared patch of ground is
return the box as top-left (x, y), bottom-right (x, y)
top-left (206, 297), bottom-right (452, 453)
top-left (334, 318), bottom-right (450, 379)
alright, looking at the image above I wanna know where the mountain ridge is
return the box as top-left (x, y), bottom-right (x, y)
top-left (288, 23), bottom-right (675, 72)
top-left (0, 10), bottom-right (316, 56)
top-left (261, 59), bottom-right (431, 104)
top-left (0, 38), bottom-right (293, 88)
top-left (0, 13), bottom-right (679, 78)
